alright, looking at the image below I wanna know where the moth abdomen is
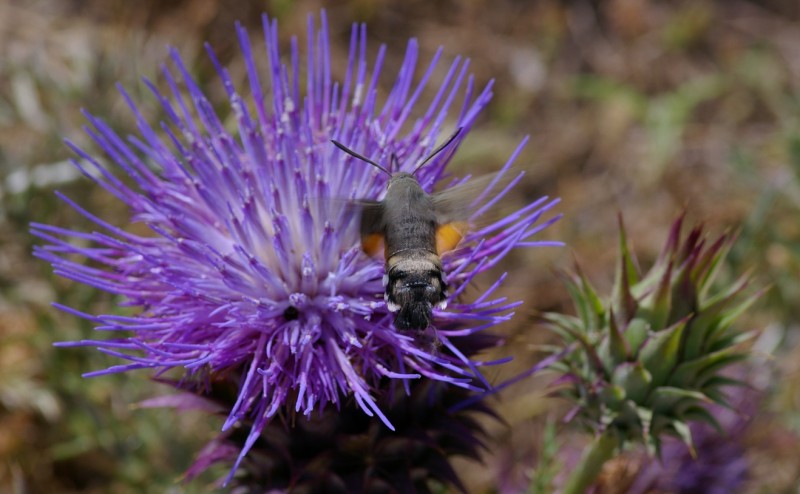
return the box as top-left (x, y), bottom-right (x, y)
top-left (385, 250), bottom-right (447, 330)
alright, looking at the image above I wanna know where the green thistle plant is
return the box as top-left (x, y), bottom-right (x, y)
top-left (546, 214), bottom-right (761, 494)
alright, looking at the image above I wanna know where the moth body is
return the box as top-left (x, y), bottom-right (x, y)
top-left (332, 130), bottom-right (501, 332)
top-left (379, 173), bottom-right (447, 330)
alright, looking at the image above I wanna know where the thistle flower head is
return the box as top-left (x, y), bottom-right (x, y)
top-left (546, 214), bottom-right (760, 454)
top-left (153, 346), bottom-right (498, 493)
top-left (32, 12), bottom-right (560, 478)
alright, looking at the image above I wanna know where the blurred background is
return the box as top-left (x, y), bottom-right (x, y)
top-left (2, 0), bottom-right (800, 492)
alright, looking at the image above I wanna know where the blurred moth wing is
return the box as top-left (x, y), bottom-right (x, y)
top-left (431, 170), bottom-right (522, 250)
top-left (356, 172), bottom-right (515, 256)
top-left (351, 200), bottom-right (386, 257)
top-left (350, 203), bottom-right (467, 258)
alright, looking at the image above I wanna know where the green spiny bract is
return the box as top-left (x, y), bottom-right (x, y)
top-left (545, 214), bottom-right (761, 455)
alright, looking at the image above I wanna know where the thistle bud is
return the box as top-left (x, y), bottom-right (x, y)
top-left (547, 214), bottom-right (761, 493)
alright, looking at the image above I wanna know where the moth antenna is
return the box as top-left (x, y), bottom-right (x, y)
top-left (411, 127), bottom-right (463, 176)
top-left (331, 140), bottom-right (392, 177)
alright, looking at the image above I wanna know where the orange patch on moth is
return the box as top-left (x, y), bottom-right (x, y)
top-left (436, 222), bottom-right (467, 254)
top-left (361, 233), bottom-right (385, 257)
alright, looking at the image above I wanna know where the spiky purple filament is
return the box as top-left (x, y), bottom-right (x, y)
top-left (32, 11), bottom-right (561, 478)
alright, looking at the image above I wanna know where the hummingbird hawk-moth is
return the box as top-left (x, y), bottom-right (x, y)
top-left (332, 129), bottom-right (514, 331)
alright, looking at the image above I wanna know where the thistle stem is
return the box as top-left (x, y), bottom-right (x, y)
top-left (561, 430), bottom-right (618, 494)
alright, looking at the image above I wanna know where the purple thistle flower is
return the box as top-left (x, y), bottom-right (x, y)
top-left (32, 11), bottom-right (560, 479)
